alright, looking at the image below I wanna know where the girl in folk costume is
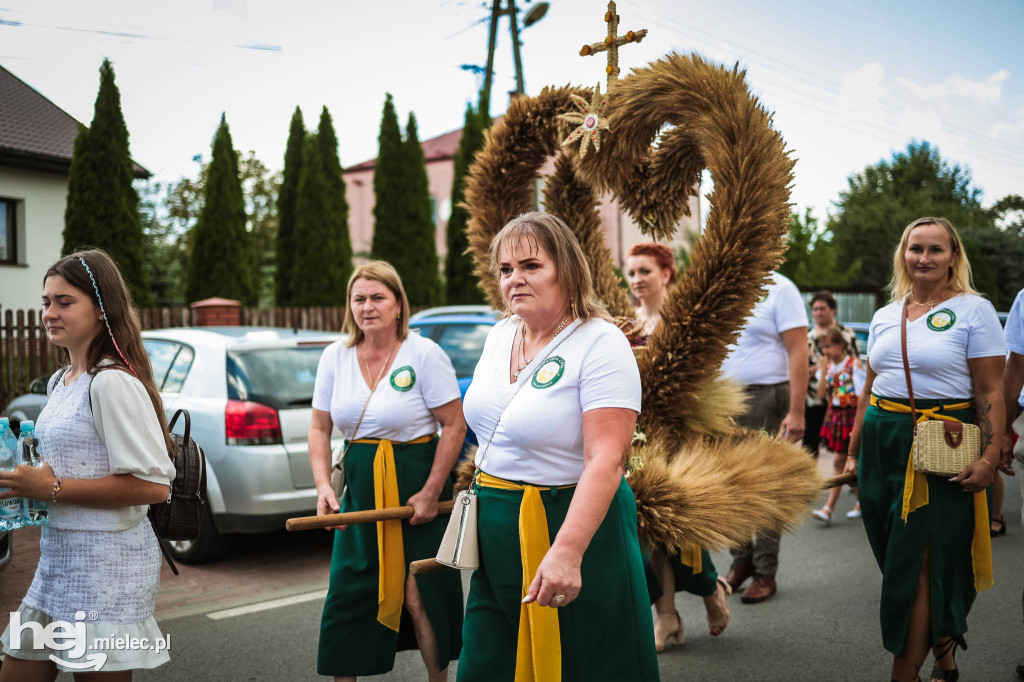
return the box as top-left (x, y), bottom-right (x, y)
top-left (626, 243), bottom-right (731, 648)
top-left (0, 250), bottom-right (175, 680)
top-left (811, 326), bottom-right (865, 525)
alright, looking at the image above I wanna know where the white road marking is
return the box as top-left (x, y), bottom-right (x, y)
top-left (206, 589), bottom-right (328, 620)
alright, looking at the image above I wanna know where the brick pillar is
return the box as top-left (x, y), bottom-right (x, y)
top-left (189, 297), bottom-right (241, 327)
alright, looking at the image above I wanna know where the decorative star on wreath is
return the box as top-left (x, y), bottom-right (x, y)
top-left (557, 84), bottom-right (609, 160)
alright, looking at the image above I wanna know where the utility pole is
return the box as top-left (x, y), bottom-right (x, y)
top-left (480, 0), bottom-right (527, 117)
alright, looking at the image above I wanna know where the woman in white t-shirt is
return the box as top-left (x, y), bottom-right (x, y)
top-left (457, 213), bottom-right (659, 681)
top-left (846, 217), bottom-right (1005, 682)
top-left (0, 250), bottom-right (175, 679)
top-left (309, 261), bottom-right (466, 682)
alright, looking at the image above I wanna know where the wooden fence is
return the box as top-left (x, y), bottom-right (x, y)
top-left (0, 306), bottom-right (347, 413)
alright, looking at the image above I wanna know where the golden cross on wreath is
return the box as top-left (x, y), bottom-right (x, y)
top-left (580, 1), bottom-right (648, 91)
top-left (558, 1), bottom-right (648, 159)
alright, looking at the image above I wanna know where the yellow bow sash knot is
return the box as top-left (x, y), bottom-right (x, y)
top-left (868, 396), bottom-right (992, 591)
top-left (476, 472), bottom-right (576, 682)
top-left (678, 543), bottom-right (703, 574)
top-left (356, 434), bottom-right (435, 632)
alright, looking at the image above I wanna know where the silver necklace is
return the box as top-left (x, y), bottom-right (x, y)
top-left (512, 315), bottom-right (571, 381)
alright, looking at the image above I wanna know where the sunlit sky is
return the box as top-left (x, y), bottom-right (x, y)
top-left (1, 0), bottom-right (1021, 220)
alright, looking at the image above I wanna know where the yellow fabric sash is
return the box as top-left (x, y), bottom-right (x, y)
top-left (868, 396), bottom-right (993, 591)
top-left (476, 471), bottom-right (576, 682)
top-left (355, 434), bottom-right (434, 632)
top-left (678, 543), bottom-right (703, 574)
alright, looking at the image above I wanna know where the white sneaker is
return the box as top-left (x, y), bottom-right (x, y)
top-left (846, 506), bottom-right (862, 520)
top-left (812, 507), bottom-right (833, 525)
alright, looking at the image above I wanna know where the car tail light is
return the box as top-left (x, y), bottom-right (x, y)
top-left (225, 400), bottom-right (282, 445)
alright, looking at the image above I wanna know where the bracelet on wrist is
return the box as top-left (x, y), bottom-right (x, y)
top-left (51, 478), bottom-right (62, 504)
top-left (977, 458), bottom-right (995, 472)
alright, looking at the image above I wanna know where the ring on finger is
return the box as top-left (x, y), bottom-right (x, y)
top-left (553, 594), bottom-right (566, 605)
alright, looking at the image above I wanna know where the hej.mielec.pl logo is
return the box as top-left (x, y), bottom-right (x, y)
top-left (8, 609), bottom-right (170, 671)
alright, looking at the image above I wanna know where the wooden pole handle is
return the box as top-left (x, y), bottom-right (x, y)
top-left (286, 499), bottom-right (455, 531)
top-left (823, 472), bottom-right (856, 489)
top-left (409, 558), bottom-right (453, 575)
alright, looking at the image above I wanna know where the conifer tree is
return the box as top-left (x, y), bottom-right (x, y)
top-left (63, 59), bottom-right (152, 306)
top-left (370, 94), bottom-right (406, 267)
top-left (275, 107), bottom-right (305, 305)
top-left (290, 107), bottom-right (352, 305)
top-left (186, 114), bottom-right (253, 304)
top-left (444, 103), bottom-right (487, 304)
top-left (401, 113), bottom-right (442, 306)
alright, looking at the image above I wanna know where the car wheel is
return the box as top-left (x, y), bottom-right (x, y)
top-left (164, 511), bottom-right (230, 564)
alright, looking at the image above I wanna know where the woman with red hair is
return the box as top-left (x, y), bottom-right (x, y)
top-left (625, 242), bottom-right (732, 651)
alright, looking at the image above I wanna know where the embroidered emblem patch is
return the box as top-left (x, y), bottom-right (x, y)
top-left (390, 366), bottom-right (416, 391)
top-left (532, 357), bottom-right (565, 389)
top-left (926, 309), bottom-right (956, 332)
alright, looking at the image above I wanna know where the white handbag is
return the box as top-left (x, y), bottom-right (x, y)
top-left (435, 320), bottom-right (582, 570)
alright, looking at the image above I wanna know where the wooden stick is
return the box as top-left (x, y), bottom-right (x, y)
top-left (823, 472), bottom-right (857, 489)
top-left (409, 558), bottom-right (451, 576)
top-left (409, 473), bottom-right (858, 576)
top-left (286, 500), bottom-right (455, 531)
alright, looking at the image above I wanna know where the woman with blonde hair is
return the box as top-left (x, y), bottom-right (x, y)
top-left (846, 217), bottom-right (1004, 682)
top-left (310, 261), bottom-right (466, 681)
top-left (457, 212), bottom-right (659, 680)
top-left (625, 242), bottom-right (731, 648)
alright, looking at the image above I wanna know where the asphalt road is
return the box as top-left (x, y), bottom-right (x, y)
top-left (60, 460), bottom-right (1024, 680)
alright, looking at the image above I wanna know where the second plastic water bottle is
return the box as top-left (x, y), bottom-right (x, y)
top-left (17, 421), bottom-right (48, 526)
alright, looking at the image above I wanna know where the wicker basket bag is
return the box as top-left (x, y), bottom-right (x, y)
top-left (901, 299), bottom-right (981, 476)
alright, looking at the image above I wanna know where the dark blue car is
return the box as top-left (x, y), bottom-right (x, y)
top-left (409, 307), bottom-right (499, 450)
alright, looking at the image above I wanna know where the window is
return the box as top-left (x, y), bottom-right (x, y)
top-left (0, 199), bottom-right (15, 265)
top-left (163, 345), bottom-right (194, 393)
top-left (434, 323), bottom-right (492, 378)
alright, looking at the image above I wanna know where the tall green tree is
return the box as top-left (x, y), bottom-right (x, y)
top-left (400, 113), bottom-right (442, 307)
top-left (829, 142), bottom-right (991, 294)
top-left (63, 59), bottom-right (152, 306)
top-left (186, 115), bottom-right (253, 304)
top-left (290, 107), bottom-right (352, 305)
top-left (370, 94), bottom-right (406, 269)
top-left (444, 103), bottom-right (487, 304)
top-left (275, 107), bottom-right (305, 305)
top-left (779, 208), bottom-right (859, 289)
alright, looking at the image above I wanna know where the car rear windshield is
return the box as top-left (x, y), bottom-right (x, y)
top-left (226, 346), bottom-right (327, 410)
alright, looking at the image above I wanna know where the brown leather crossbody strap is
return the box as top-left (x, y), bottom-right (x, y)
top-left (900, 298), bottom-right (918, 426)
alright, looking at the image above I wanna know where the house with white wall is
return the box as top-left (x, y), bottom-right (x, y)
top-left (0, 64), bottom-right (148, 313)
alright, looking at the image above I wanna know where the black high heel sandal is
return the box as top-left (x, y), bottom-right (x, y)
top-left (930, 635), bottom-right (966, 681)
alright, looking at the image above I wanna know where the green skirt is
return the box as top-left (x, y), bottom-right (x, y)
top-left (643, 547), bottom-right (719, 601)
top-left (457, 477), bottom-right (660, 682)
top-left (317, 438), bottom-right (464, 677)
top-left (858, 397), bottom-right (988, 655)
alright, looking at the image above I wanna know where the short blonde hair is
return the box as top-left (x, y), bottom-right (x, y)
top-left (342, 261), bottom-right (411, 347)
top-left (489, 212), bottom-right (611, 322)
top-left (888, 216), bottom-right (979, 303)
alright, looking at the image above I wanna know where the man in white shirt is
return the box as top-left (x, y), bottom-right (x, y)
top-left (719, 271), bottom-right (808, 604)
top-left (1000, 288), bottom-right (1024, 678)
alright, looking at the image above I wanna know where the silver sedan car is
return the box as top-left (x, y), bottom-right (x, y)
top-left (141, 327), bottom-right (343, 564)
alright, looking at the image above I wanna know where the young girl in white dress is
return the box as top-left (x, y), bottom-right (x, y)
top-left (0, 250), bottom-right (175, 681)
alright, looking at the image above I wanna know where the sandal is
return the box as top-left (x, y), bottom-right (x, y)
top-left (930, 634), bottom-right (966, 682)
top-left (705, 576), bottom-right (731, 636)
top-left (991, 516), bottom-right (1006, 537)
top-left (654, 609), bottom-right (683, 652)
top-left (812, 506), bottom-right (833, 525)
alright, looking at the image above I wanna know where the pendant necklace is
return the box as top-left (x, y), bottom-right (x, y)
top-left (512, 315), bottom-right (572, 381)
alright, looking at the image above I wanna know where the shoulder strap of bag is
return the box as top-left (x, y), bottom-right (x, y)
top-left (900, 298), bottom-right (918, 425)
top-left (336, 340), bottom-right (399, 466)
top-left (476, 319), bottom-right (584, 476)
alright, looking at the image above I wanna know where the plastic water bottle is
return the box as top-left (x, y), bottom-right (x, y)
top-left (17, 421), bottom-right (48, 526)
top-left (0, 418), bottom-right (23, 530)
